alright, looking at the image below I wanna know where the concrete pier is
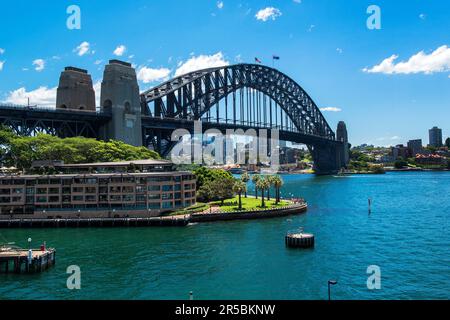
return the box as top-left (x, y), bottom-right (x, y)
top-left (0, 248), bottom-right (56, 274)
top-left (285, 232), bottom-right (315, 249)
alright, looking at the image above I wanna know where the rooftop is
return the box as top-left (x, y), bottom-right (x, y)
top-left (109, 59), bottom-right (132, 67)
top-left (64, 66), bottom-right (88, 74)
top-left (60, 159), bottom-right (171, 168)
top-left (31, 159), bottom-right (172, 169)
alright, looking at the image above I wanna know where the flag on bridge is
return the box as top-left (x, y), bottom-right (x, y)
top-left (273, 55), bottom-right (280, 60)
top-left (255, 57), bottom-right (262, 64)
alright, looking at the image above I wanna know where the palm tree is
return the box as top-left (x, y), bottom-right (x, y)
top-left (256, 177), bottom-right (270, 208)
top-left (233, 180), bottom-right (247, 210)
top-left (267, 175), bottom-right (276, 201)
top-left (273, 175), bottom-right (284, 204)
top-left (241, 172), bottom-right (250, 198)
top-left (252, 174), bottom-right (260, 199)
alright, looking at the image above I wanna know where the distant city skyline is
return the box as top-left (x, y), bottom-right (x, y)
top-left (0, 0), bottom-right (449, 146)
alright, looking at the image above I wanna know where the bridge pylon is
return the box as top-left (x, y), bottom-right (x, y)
top-left (100, 60), bottom-right (143, 147)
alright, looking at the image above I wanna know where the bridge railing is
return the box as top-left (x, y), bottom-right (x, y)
top-left (0, 103), bottom-right (111, 116)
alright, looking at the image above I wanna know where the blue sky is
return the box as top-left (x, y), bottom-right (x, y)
top-left (0, 0), bottom-right (449, 146)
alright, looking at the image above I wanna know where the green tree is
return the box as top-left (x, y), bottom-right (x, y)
top-left (211, 176), bottom-right (235, 205)
top-left (272, 175), bottom-right (284, 204)
top-left (256, 177), bottom-right (270, 208)
top-left (233, 180), bottom-right (247, 210)
top-left (241, 172), bottom-right (250, 198)
top-left (193, 167), bottom-right (233, 190)
top-left (445, 137), bottom-right (450, 148)
top-left (394, 160), bottom-right (408, 169)
top-left (252, 174), bottom-right (261, 199)
top-left (0, 127), bottom-right (161, 170)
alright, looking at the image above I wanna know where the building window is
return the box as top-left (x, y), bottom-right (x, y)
top-left (162, 193), bottom-right (173, 200)
top-left (72, 196), bottom-right (83, 202)
top-left (36, 188), bottom-right (47, 195)
top-left (148, 185), bottom-right (160, 191)
top-left (110, 186), bottom-right (121, 193)
top-left (162, 185), bottom-right (174, 192)
top-left (72, 187), bottom-right (83, 193)
top-left (110, 195), bottom-right (121, 202)
top-left (85, 187), bottom-right (97, 194)
top-left (13, 188), bottom-right (24, 194)
top-left (162, 202), bottom-right (173, 209)
top-left (122, 195), bottom-right (134, 202)
top-left (136, 186), bottom-right (146, 193)
top-left (136, 195), bottom-right (146, 202)
top-left (48, 188), bottom-right (60, 194)
top-left (148, 194), bottom-right (160, 200)
top-left (148, 203), bottom-right (161, 209)
top-left (122, 186), bottom-right (134, 193)
top-left (49, 196), bottom-right (59, 203)
top-left (36, 196), bottom-right (47, 203)
top-left (85, 195), bottom-right (96, 202)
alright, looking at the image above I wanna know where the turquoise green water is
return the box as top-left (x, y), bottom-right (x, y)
top-left (1, 172), bottom-right (449, 300)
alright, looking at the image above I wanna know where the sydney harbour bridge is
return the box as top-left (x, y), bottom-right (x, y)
top-left (0, 60), bottom-right (349, 175)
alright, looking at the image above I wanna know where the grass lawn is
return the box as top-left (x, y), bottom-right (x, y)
top-left (165, 202), bottom-right (210, 216)
top-left (211, 196), bottom-right (291, 212)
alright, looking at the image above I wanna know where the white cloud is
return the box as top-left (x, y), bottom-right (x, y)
top-left (3, 86), bottom-right (57, 107)
top-left (0, 61), bottom-right (4, 71)
top-left (175, 52), bottom-right (229, 77)
top-left (137, 66), bottom-right (171, 83)
top-left (363, 45), bottom-right (450, 75)
top-left (320, 107), bottom-right (342, 112)
top-left (0, 48), bottom-right (5, 55)
top-left (93, 81), bottom-right (102, 107)
top-left (376, 136), bottom-right (401, 142)
top-left (113, 45), bottom-right (127, 57)
top-left (217, 1), bottom-right (224, 9)
top-left (307, 24), bottom-right (315, 32)
top-left (94, 59), bottom-right (103, 65)
top-left (33, 59), bottom-right (45, 72)
top-left (419, 13), bottom-right (426, 20)
top-left (75, 41), bottom-right (91, 56)
top-left (293, 0), bottom-right (302, 3)
top-left (336, 48), bottom-right (343, 54)
top-left (255, 7), bottom-right (282, 22)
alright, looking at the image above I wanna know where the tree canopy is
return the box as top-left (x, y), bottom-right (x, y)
top-left (0, 127), bottom-right (160, 170)
top-left (193, 166), bottom-right (233, 190)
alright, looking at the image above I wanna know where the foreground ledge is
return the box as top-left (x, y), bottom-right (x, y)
top-left (190, 203), bottom-right (308, 223)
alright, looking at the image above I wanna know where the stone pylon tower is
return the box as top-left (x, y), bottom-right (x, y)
top-left (100, 60), bottom-right (143, 147)
top-left (337, 121), bottom-right (350, 167)
top-left (56, 67), bottom-right (96, 111)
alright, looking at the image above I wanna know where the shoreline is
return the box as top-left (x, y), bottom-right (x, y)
top-left (0, 203), bottom-right (308, 229)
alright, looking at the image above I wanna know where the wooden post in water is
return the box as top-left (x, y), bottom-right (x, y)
top-left (368, 198), bottom-right (372, 214)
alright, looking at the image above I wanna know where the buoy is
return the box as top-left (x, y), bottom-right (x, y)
top-left (285, 232), bottom-right (315, 248)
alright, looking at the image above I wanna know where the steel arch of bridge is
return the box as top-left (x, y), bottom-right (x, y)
top-left (141, 64), bottom-right (336, 142)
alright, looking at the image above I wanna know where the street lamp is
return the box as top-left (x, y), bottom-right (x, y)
top-left (328, 280), bottom-right (338, 301)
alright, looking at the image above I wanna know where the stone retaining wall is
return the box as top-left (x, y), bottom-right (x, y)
top-left (190, 203), bottom-right (308, 223)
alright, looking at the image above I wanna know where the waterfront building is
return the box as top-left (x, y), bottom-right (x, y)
top-left (429, 127), bottom-right (443, 147)
top-left (415, 154), bottom-right (447, 166)
top-left (0, 160), bottom-right (196, 219)
top-left (407, 139), bottom-right (423, 157)
top-left (391, 144), bottom-right (410, 160)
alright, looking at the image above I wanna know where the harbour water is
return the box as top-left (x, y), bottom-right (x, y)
top-left (0, 172), bottom-right (449, 300)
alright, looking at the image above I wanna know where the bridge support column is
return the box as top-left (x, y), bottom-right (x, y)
top-left (99, 60), bottom-right (143, 147)
top-left (311, 143), bottom-right (344, 175)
